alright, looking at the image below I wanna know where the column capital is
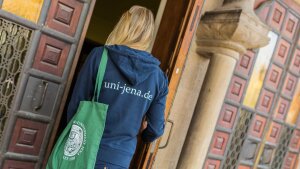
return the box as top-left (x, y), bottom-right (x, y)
top-left (197, 40), bottom-right (243, 60)
top-left (222, 0), bottom-right (256, 13)
top-left (196, 6), bottom-right (269, 58)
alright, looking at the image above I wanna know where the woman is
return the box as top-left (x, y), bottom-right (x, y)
top-left (66, 6), bottom-right (168, 169)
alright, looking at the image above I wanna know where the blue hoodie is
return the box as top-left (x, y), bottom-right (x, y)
top-left (66, 45), bottom-right (168, 168)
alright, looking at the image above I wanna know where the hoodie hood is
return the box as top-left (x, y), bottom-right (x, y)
top-left (106, 45), bottom-right (161, 86)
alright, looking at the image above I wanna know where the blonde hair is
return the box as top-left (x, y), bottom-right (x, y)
top-left (106, 6), bottom-right (155, 51)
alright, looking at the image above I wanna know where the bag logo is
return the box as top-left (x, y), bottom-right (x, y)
top-left (63, 121), bottom-right (86, 160)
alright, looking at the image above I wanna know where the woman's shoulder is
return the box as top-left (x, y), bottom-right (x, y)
top-left (87, 46), bottom-right (107, 62)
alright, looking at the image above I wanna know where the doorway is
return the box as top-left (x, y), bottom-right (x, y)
top-left (52, 0), bottom-right (202, 167)
top-left (60, 0), bottom-right (163, 123)
top-left (58, 0), bottom-right (164, 167)
top-left (70, 0), bottom-right (162, 83)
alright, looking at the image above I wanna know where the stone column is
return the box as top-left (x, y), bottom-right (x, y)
top-left (177, 0), bottom-right (269, 168)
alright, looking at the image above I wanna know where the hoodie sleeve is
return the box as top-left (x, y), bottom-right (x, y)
top-left (66, 48), bottom-right (101, 122)
top-left (142, 75), bottom-right (169, 143)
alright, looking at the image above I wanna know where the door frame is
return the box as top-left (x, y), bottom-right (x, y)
top-left (43, 0), bottom-right (97, 167)
top-left (130, 0), bottom-right (205, 168)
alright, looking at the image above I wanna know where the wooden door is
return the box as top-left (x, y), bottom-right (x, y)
top-left (130, 0), bottom-right (205, 168)
top-left (0, 0), bottom-right (96, 168)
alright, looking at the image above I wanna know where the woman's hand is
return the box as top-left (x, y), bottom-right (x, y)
top-left (139, 120), bottom-right (148, 133)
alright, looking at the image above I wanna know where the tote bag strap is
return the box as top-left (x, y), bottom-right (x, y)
top-left (93, 47), bottom-right (108, 101)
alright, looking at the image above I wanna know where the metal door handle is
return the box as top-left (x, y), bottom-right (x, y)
top-left (159, 119), bottom-right (174, 149)
top-left (34, 80), bottom-right (48, 111)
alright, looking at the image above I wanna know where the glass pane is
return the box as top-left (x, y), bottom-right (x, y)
top-left (2, 0), bottom-right (44, 22)
top-left (0, 18), bottom-right (33, 143)
top-left (243, 32), bottom-right (278, 108)
top-left (286, 79), bottom-right (300, 124)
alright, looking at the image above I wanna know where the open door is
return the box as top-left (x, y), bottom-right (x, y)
top-left (0, 0), bottom-right (97, 168)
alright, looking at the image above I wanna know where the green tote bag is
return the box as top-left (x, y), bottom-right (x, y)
top-left (46, 48), bottom-right (109, 169)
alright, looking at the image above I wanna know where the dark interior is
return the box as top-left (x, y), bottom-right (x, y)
top-left (58, 0), bottom-right (161, 138)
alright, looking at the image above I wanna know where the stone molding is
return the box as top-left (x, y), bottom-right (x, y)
top-left (196, 40), bottom-right (242, 60)
top-left (196, 5), bottom-right (270, 58)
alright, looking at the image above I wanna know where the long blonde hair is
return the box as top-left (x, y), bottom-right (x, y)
top-left (106, 6), bottom-right (155, 51)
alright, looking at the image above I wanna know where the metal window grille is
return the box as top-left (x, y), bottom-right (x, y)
top-left (0, 17), bottom-right (32, 143)
top-left (223, 110), bottom-right (253, 169)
